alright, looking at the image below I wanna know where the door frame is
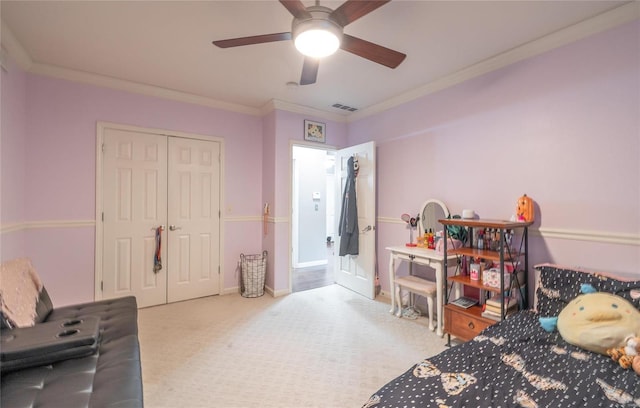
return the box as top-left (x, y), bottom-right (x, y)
top-left (288, 140), bottom-right (336, 293)
top-left (94, 121), bottom-right (225, 301)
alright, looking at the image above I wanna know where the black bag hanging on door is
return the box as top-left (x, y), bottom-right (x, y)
top-left (338, 156), bottom-right (359, 256)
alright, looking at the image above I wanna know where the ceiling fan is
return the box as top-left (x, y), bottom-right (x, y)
top-left (212, 0), bottom-right (406, 85)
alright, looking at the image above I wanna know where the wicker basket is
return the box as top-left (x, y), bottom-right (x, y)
top-left (240, 251), bottom-right (267, 298)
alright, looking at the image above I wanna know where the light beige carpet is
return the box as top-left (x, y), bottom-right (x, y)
top-left (138, 284), bottom-right (448, 408)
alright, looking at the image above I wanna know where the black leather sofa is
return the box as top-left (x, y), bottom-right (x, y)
top-left (1, 287), bottom-right (143, 407)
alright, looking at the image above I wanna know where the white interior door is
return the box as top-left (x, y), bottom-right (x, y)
top-left (167, 137), bottom-right (221, 302)
top-left (335, 141), bottom-right (376, 299)
top-left (101, 127), bottom-right (220, 308)
top-left (102, 129), bottom-right (168, 308)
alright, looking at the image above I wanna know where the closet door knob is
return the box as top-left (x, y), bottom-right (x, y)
top-left (169, 225), bottom-right (182, 231)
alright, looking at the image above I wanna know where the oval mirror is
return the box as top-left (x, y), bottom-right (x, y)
top-left (418, 199), bottom-right (449, 235)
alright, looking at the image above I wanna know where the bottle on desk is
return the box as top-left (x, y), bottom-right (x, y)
top-left (427, 229), bottom-right (435, 249)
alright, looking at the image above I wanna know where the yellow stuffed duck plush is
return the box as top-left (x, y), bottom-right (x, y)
top-left (540, 284), bottom-right (640, 366)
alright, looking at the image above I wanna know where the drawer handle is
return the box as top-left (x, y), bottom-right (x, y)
top-left (468, 322), bottom-right (475, 330)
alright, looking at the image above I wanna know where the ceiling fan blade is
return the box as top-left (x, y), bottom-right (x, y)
top-left (340, 33), bottom-right (406, 69)
top-left (300, 57), bottom-right (319, 85)
top-left (331, 0), bottom-right (390, 27)
top-left (213, 32), bottom-right (292, 48)
top-left (279, 0), bottom-right (312, 20)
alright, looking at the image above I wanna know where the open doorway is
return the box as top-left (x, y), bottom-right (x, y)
top-left (291, 145), bottom-right (336, 292)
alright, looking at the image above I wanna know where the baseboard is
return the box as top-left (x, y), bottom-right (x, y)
top-left (377, 290), bottom-right (391, 301)
top-left (265, 285), bottom-right (290, 297)
top-left (222, 286), bottom-right (240, 295)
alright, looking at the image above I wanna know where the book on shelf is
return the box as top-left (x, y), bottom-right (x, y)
top-left (483, 303), bottom-right (518, 315)
top-left (481, 307), bottom-right (517, 321)
top-left (450, 296), bottom-right (478, 309)
top-left (485, 296), bottom-right (518, 309)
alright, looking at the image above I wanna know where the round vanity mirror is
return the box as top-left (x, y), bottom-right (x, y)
top-left (419, 199), bottom-right (449, 235)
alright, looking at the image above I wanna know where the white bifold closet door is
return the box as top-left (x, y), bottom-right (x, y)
top-left (102, 128), bottom-right (220, 308)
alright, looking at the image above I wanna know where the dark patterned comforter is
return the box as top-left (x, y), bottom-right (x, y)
top-left (363, 311), bottom-right (640, 408)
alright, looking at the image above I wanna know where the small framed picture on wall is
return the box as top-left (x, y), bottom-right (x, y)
top-left (304, 119), bottom-right (326, 143)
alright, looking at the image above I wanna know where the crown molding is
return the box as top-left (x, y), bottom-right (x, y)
top-left (28, 62), bottom-right (263, 116)
top-left (261, 99), bottom-right (348, 123)
top-left (1, 22), bottom-right (33, 71)
top-left (0, 48), bottom-right (8, 72)
top-left (1, 20), bottom-right (339, 121)
top-left (349, 2), bottom-right (640, 122)
top-left (1, 19), bottom-right (262, 117)
top-left (3, 3), bottom-right (638, 122)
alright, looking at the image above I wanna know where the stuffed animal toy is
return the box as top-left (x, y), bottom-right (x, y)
top-left (540, 284), bottom-right (640, 355)
top-left (607, 335), bottom-right (640, 375)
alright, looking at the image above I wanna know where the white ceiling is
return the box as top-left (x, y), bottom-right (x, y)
top-left (1, 1), bottom-right (635, 120)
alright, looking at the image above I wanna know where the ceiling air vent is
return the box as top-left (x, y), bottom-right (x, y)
top-left (332, 103), bottom-right (358, 112)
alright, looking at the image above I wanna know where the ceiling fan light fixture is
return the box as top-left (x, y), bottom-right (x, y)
top-left (292, 6), bottom-right (343, 59)
top-left (294, 27), bottom-right (341, 58)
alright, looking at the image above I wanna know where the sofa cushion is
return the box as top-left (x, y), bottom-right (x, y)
top-left (1, 316), bottom-right (101, 373)
top-left (46, 297), bottom-right (138, 342)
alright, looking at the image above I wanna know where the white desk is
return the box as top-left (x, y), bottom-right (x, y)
top-left (386, 246), bottom-right (456, 336)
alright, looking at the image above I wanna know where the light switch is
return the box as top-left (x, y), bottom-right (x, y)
top-left (312, 192), bottom-right (321, 200)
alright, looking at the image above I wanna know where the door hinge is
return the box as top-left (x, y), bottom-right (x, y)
top-left (218, 265), bottom-right (220, 275)
top-left (101, 212), bottom-right (104, 222)
top-left (101, 143), bottom-right (105, 153)
top-left (100, 281), bottom-right (103, 291)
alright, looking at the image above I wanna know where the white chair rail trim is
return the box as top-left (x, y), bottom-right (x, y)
top-left (1, 220), bottom-right (95, 233)
top-left (377, 217), bottom-right (639, 247)
top-left (225, 216), bottom-right (288, 223)
top-left (1, 215), bottom-right (291, 234)
top-left (532, 227), bottom-right (639, 246)
top-left (4, 218), bottom-right (636, 246)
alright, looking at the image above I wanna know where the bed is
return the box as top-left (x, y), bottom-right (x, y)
top-left (363, 264), bottom-right (640, 408)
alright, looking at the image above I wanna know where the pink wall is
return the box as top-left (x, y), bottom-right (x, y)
top-left (350, 20), bottom-right (640, 289)
top-left (0, 58), bottom-right (28, 260)
top-left (1, 62), bottom-right (349, 302)
top-left (2, 20), bottom-right (637, 306)
top-left (5, 72), bottom-right (265, 305)
top-left (263, 109), bottom-right (348, 293)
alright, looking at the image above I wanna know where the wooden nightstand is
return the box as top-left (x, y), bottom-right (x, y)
top-left (444, 303), bottom-right (494, 342)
